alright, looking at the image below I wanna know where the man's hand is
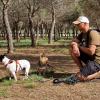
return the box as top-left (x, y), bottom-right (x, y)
top-left (71, 42), bottom-right (80, 57)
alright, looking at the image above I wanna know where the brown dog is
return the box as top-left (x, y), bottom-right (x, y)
top-left (37, 53), bottom-right (52, 75)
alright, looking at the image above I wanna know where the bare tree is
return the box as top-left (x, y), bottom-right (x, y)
top-left (23, 0), bottom-right (40, 47)
top-left (48, 3), bottom-right (55, 44)
top-left (1, 0), bottom-right (14, 53)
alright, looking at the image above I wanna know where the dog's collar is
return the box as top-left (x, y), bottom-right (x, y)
top-left (5, 60), bottom-right (14, 67)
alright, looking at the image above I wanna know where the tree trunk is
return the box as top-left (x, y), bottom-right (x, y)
top-left (40, 23), bottom-right (45, 39)
top-left (48, 7), bottom-right (55, 44)
top-left (36, 23), bottom-right (39, 45)
top-left (29, 17), bottom-right (36, 47)
top-left (3, 8), bottom-right (14, 53)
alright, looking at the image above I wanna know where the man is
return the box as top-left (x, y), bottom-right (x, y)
top-left (53, 16), bottom-right (100, 84)
top-left (70, 16), bottom-right (100, 81)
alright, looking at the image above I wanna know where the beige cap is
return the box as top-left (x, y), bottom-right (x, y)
top-left (73, 16), bottom-right (89, 24)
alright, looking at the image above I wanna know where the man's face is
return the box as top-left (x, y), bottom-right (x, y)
top-left (76, 22), bottom-right (86, 30)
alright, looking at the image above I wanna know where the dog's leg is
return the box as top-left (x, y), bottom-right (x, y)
top-left (23, 67), bottom-right (29, 80)
top-left (9, 73), bottom-right (12, 80)
top-left (7, 69), bottom-right (12, 80)
top-left (25, 68), bottom-right (29, 77)
top-left (12, 72), bottom-right (17, 81)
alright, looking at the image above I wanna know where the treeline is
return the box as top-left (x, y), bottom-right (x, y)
top-left (0, 21), bottom-right (78, 40)
top-left (0, 0), bottom-right (100, 53)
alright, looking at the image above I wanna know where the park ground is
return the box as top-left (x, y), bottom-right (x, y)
top-left (0, 46), bottom-right (100, 100)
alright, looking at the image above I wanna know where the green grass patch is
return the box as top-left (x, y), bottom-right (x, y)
top-left (15, 74), bottom-right (44, 89)
top-left (0, 77), bottom-right (14, 86)
top-left (15, 73), bottom-right (44, 86)
top-left (0, 87), bottom-right (8, 97)
top-left (37, 38), bottom-right (48, 45)
top-left (0, 40), bottom-right (7, 47)
top-left (1, 80), bottom-right (14, 86)
top-left (0, 38), bottom-right (72, 47)
top-left (0, 89), bottom-right (7, 97)
top-left (30, 74), bottom-right (44, 81)
top-left (24, 82), bottom-right (38, 89)
top-left (14, 39), bottom-right (31, 46)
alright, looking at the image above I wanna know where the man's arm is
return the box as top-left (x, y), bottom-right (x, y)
top-left (80, 30), bottom-right (100, 56)
top-left (79, 44), bottom-right (96, 55)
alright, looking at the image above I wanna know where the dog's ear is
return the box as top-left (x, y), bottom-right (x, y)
top-left (40, 52), bottom-right (46, 57)
top-left (0, 54), bottom-right (5, 62)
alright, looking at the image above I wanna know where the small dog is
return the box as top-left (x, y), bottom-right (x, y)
top-left (0, 55), bottom-right (30, 81)
top-left (37, 53), bottom-right (53, 75)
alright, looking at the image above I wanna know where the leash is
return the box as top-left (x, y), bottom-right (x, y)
top-left (5, 60), bottom-right (22, 73)
top-left (5, 60), bottom-right (14, 67)
top-left (53, 74), bottom-right (80, 85)
top-left (16, 60), bottom-right (22, 72)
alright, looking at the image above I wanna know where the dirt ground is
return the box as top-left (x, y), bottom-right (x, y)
top-left (0, 47), bottom-right (100, 100)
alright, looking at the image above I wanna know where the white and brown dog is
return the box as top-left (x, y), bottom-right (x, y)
top-left (0, 55), bottom-right (30, 81)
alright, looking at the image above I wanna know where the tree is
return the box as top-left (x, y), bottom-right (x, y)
top-left (78, 0), bottom-right (100, 28)
top-left (1, 0), bottom-right (14, 53)
top-left (23, 0), bottom-right (40, 47)
top-left (48, 1), bottom-right (55, 44)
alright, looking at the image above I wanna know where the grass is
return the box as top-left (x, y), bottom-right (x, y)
top-left (0, 72), bottom-right (44, 93)
top-left (24, 82), bottom-right (38, 89)
top-left (32, 74), bottom-right (44, 81)
top-left (2, 80), bottom-right (14, 86)
top-left (0, 79), bottom-right (11, 97)
top-left (20, 74), bottom-right (44, 89)
top-left (0, 88), bottom-right (8, 97)
top-left (0, 46), bottom-right (99, 99)
top-left (14, 39), bottom-right (31, 46)
top-left (0, 38), bottom-right (72, 47)
top-left (0, 75), bottom-right (44, 97)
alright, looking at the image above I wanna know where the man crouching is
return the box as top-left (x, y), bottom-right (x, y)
top-left (70, 16), bottom-right (100, 81)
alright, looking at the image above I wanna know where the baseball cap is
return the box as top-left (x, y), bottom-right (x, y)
top-left (73, 16), bottom-right (89, 24)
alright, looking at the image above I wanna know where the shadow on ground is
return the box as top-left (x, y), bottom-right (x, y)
top-left (29, 70), bottom-right (75, 78)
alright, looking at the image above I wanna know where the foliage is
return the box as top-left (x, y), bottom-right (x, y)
top-left (78, 0), bottom-right (100, 26)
